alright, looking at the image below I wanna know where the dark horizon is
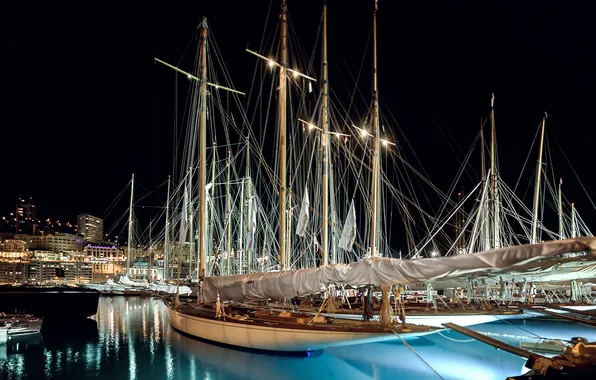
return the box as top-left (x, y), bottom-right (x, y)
top-left (4, 0), bottom-right (596, 237)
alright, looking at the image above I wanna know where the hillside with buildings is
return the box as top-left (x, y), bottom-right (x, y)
top-left (0, 197), bottom-right (163, 284)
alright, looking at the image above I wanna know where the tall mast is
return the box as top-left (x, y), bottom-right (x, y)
top-left (460, 188), bottom-right (466, 249)
top-left (245, 137), bottom-right (252, 273)
top-left (455, 191), bottom-right (461, 251)
top-left (208, 141), bottom-right (216, 275)
top-left (490, 94), bottom-right (499, 249)
top-left (148, 219), bottom-right (153, 280)
top-left (369, 6), bottom-right (380, 258)
top-left (189, 166), bottom-right (194, 279)
top-left (286, 189), bottom-right (292, 268)
top-left (127, 173), bottom-right (134, 276)
top-left (164, 175), bottom-right (171, 279)
top-left (571, 202), bottom-right (576, 238)
top-left (226, 149), bottom-right (232, 275)
top-left (278, 0), bottom-right (288, 270)
top-left (153, 18), bottom-right (245, 281)
top-left (198, 18), bottom-right (208, 280)
top-left (321, 3), bottom-right (330, 265)
top-left (531, 114), bottom-right (547, 244)
top-left (329, 162), bottom-right (338, 264)
top-left (558, 179), bottom-right (564, 239)
top-left (239, 163), bottom-right (245, 275)
top-left (480, 120), bottom-right (485, 180)
top-left (481, 121), bottom-right (489, 251)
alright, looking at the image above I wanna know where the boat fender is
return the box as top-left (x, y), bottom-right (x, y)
top-left (569, 337), bottom-right (587, 344)
top-left (215, 294), bottom-right (225, 319)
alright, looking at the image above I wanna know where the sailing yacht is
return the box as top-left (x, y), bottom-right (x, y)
top-left (159, 3), bottom-right (450, 352)
top-left (161, 2), bottom-right (596, 352)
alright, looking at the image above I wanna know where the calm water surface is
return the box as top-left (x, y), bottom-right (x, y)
top-left (1, 297), bottom-right (595, 380)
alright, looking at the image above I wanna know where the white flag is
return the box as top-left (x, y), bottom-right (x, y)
top-left (247, 199), bottom-right (257, 250)
top-left (339, 200), bottom-right (357, 251)
top-left (179, 184), bottom-right (189, 243)
top-left (296, 187), bottom-right (309, 237)
top-left (205, 182), bottom-right (212, 203)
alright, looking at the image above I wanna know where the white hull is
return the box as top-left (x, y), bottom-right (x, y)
top-left (85, 282), bottom-right (192, 296)
top-left (166, 306), bottom-right (437, 352)
top-left (0, 317), bottom-right (42, 336)
top-left (0, 325), bottom-right (40, 335)
top-left (558, 305), bottom-right (596, 312)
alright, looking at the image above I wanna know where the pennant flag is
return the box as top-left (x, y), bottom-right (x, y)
top-left (339, 200), bottom-right (357, 251)
top-left (179, 183), bottom-right (189, 243)
top-left (296, 186), bottom-right (310, 237)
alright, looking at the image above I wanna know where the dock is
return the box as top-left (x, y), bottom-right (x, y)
top-left (442, 323), bottom-right (596, 379)
top-left (558, 306), bottom-right (596, 317)
top-left (442, 322), bottom-right (542, 359)
top-left (519, 306), bottom-right (596, 328)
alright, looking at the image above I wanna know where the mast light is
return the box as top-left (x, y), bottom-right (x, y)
top-left (245, 49), bottom-right (317, 82)
top-left (297, 118), bottom-right (349, 138)
top-left (154, 58), bottom-right (245, 95)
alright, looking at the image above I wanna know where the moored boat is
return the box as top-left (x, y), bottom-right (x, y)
top-left (165, 297), bottom-right (439, 352)
top-left (158, 0), bottom-right (596, 354)
top-left (0, 312), bottom-right (43, 335)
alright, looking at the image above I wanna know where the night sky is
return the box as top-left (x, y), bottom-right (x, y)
top-left (4, 0), bottom-right (596, 232)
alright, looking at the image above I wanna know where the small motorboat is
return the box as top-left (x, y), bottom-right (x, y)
top-left (0, 312), bottom-right (43, 336)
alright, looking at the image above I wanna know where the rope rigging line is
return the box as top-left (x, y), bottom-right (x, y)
top-left (389, 329), bottom-right (445, 380)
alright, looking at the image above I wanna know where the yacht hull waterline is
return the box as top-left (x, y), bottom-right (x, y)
top-left (165, 301), bottom-right (439, 352)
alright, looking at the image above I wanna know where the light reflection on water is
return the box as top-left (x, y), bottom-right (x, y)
top-left (1, 297), bottom-right (595, 380)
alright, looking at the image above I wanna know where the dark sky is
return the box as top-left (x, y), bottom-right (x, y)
top-left (3, 0), bottom-right (596, 231)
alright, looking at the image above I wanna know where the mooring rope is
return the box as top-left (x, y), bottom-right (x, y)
top-left (491, 314), bottom-right (546, 341)
top-left (390, 328), bottom-right (444, 380)
top-left (437, 331), bottom-right (475, 343)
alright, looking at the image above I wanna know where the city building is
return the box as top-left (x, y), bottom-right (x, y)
top-left (16, 233), bottom-right (85, 252)
top-left (77, 213), bottom-right (104, 242)
top-left (28, 260), bottom-right (92, 283)
top-left (3, 239), bottom-right (26, 251)
top-left (0, 262), bottom-right (28, 283)
top-left (16, 197), bottom-right (37, 222)
top-left (129, 261), bottom-right (160, 280)
top-left (91, 261), bottom-right (126, 282)
top-left (15, 197), bottom-right (38, 234)
top-left (84, 244), bottom-right (125, 261)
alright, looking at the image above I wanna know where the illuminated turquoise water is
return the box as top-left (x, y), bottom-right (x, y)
top-left (1, 298), bottom-right (594, 379)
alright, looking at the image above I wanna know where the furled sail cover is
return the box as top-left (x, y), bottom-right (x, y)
top-left (202, 237), bottom-right (596, 303)
top-left (407, 260), bottom-right (596, 291)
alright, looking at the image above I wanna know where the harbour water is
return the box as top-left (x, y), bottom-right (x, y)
top-left (1, 297), bottom-right (595, 379)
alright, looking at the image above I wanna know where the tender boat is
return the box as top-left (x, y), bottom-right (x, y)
top-left (0, 312), bottom-right (43, 336)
